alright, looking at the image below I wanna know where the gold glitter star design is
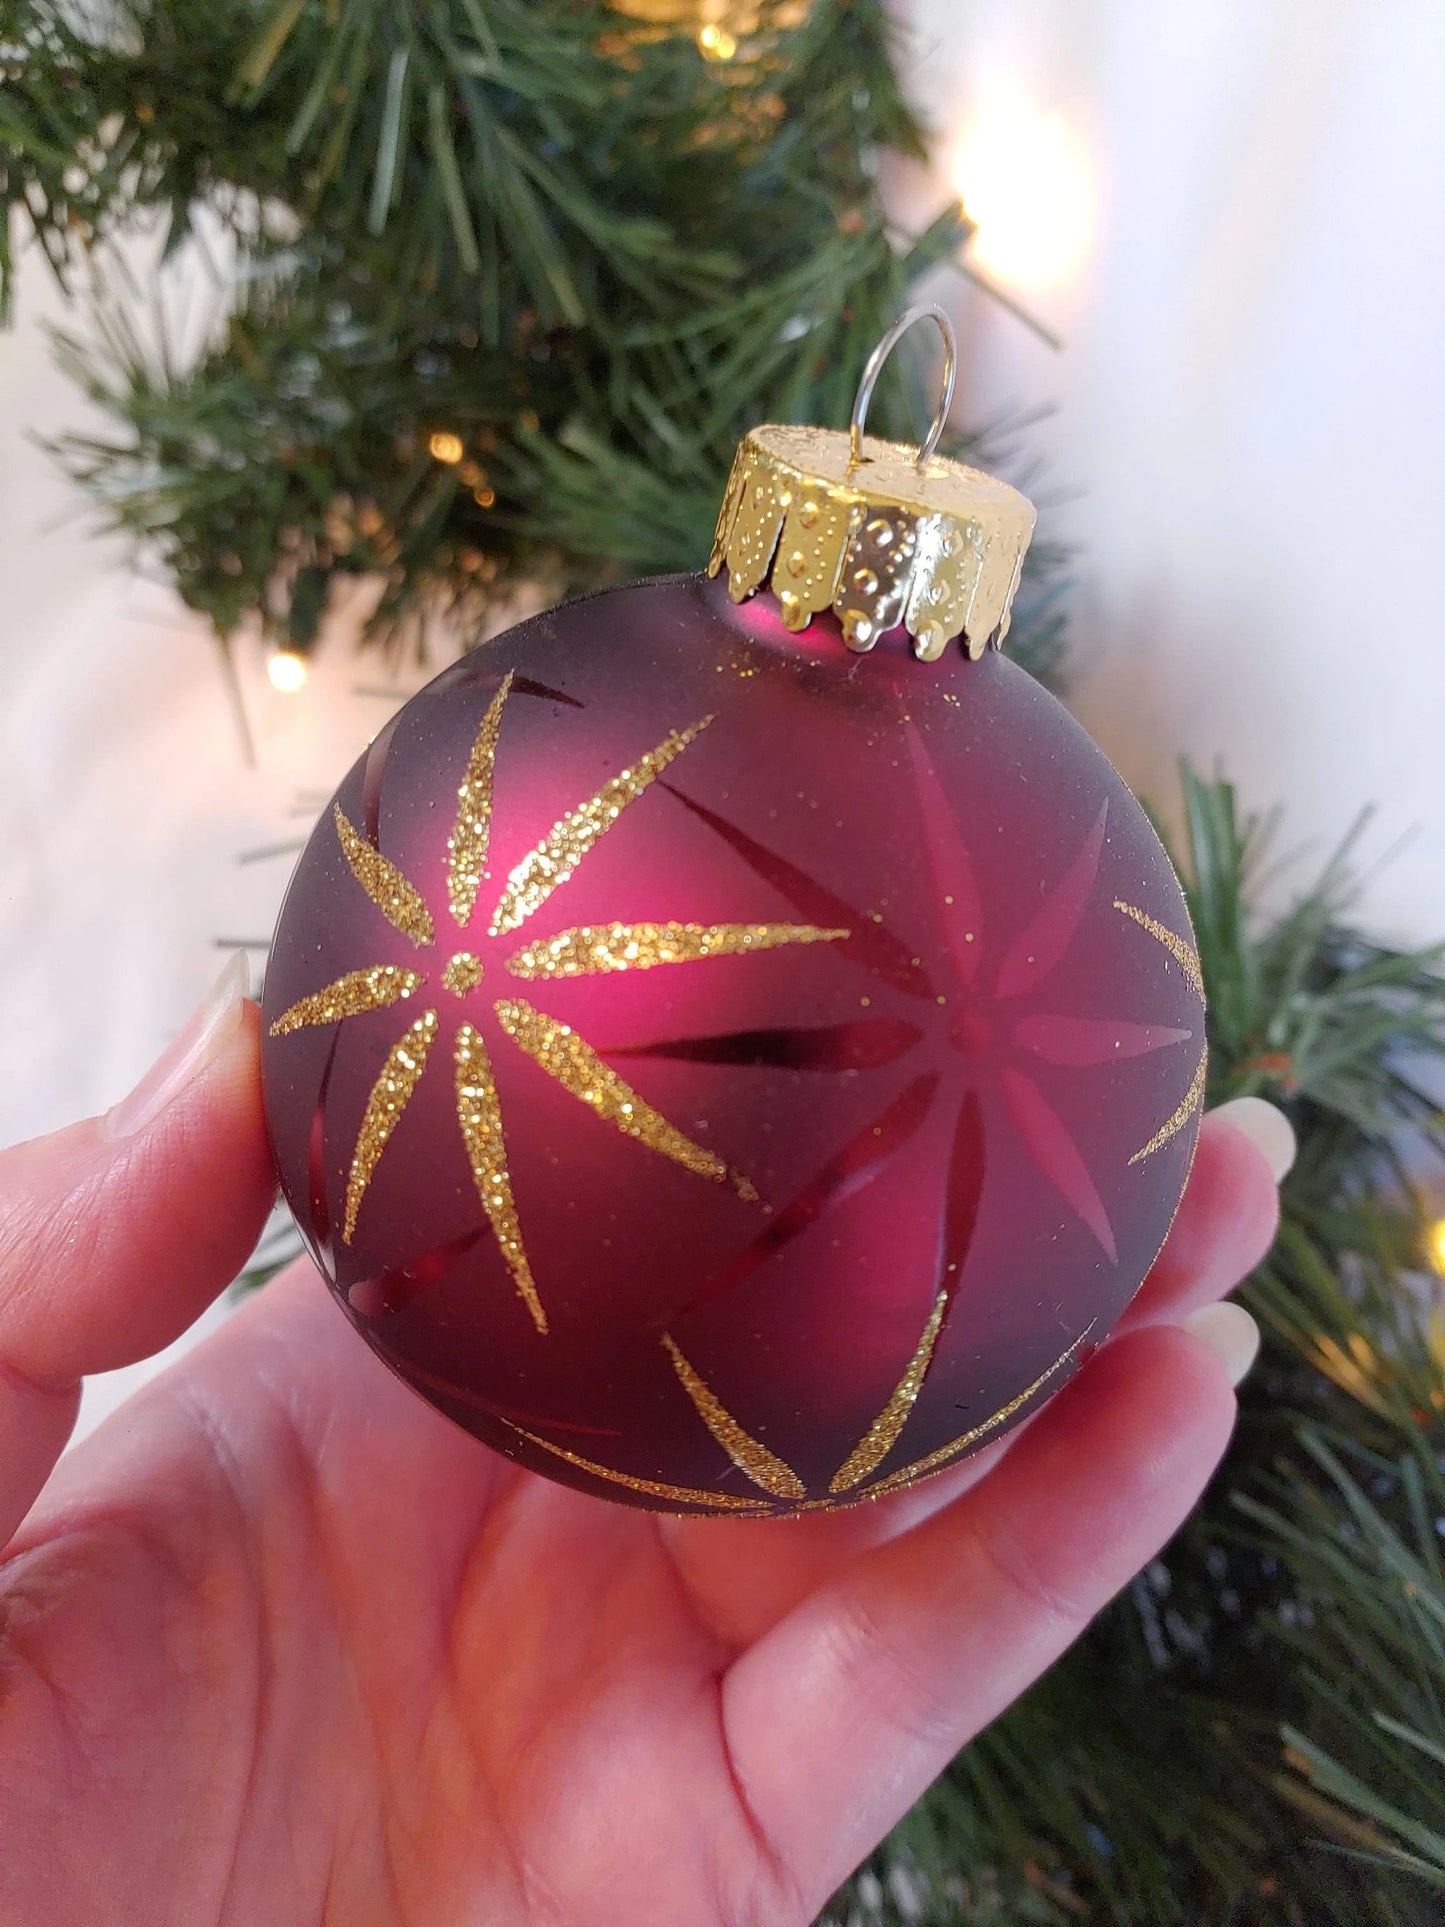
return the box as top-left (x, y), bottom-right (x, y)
top-left (592, 737), bottom-right (1206, 1512)
top-left (270, 672), bottom-right (847, 1334)
top-left (495, 1312), bottom-right (1095, 1513)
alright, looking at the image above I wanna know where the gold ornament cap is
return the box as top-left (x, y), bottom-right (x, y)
top-left (709, 305), bottom-right (1037, 661)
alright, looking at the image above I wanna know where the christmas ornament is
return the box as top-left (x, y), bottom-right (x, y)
top-left (261, 307), bottom-right (1206, 1516)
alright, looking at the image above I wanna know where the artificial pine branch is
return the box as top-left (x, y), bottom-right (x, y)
top-left (3, 1), bottom-right (1070, 669)
top-left (1243, 1428), bottom-right (1445, 1892)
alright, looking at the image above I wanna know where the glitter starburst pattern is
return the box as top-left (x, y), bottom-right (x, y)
top-left (605, 720), bottom-right (1207, 1509)
top-left (269, 670), bottom-right (847, 1335)
top-left (266, 587), bottom-right (1208, 1517)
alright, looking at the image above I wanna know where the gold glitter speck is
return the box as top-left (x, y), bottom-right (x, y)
top-left (495, 997), bottom-right (756, 1199)
top-left (505, 920), bottom-right (848, 980)
top-left (1114, 900), bottom-right (1205, 1001)
top-left (343, 1009), bottom-right (438, 1242)
top-left (455, 1023), bottom-right (545, 1332)
top-left (442, 951), bottom-right (484, 996)
top-left (488, 717), bottom-right (712, 937)
top-left (1128, 1043), bottom-right (1209, 1166)
top-left (662, 1335), bottom-right (807, 1499)
top-left (828, 1287), bottom-right (951, 1492)
top-left (334, 807), bottom-right (435, 948)
top-left (269, 965), bottom-right (421, 1035)
top-left (447, 672), bottom-right (512, 927)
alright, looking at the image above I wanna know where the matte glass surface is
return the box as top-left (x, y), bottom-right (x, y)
top-left (262, 573), bottom-right (1205, 1514)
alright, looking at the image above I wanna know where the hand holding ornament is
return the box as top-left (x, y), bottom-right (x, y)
top-left (0, 310), bottom-right (1294, 1920)
top-left (0, 957), bottom-right (1288, 1922)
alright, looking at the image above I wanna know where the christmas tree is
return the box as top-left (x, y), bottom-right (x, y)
top-left (5, 4), bottom-right (1444, 1920)
top-left (1, 0), bottom-right (1062, 675)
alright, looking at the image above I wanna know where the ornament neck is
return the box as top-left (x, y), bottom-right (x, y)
top-left (708, 307), bottom-right (1036, 665)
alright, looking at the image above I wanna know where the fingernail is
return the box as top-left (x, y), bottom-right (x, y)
top-left (1209, 1096), bottom-right (1296, 1183)
top-left (1183, 1301), bottom-right (1261, 1388)
top-left (102, 953), bottom-right (250, 1141)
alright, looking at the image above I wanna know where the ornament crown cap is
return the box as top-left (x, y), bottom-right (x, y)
top-left (709, 305), bottom-right (1037, 662)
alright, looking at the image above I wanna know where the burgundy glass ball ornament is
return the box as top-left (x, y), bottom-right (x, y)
top-left (261, 308), bottom-right (1206, 1516)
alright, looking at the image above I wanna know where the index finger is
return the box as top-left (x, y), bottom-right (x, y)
top-left (0, 959), bottom-right (274, 1547)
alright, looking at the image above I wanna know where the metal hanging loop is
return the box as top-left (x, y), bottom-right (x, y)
top-left (848, 303), bottom-right (958, 472)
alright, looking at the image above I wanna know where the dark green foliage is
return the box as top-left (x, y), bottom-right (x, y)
top-left (1249, 1430), bottom-right (1445, 1894)
top-left (2, 0), bottom-right (1069, 666)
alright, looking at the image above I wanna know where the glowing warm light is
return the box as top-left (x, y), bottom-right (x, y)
top-left (267, 649), bottom-right (309, 694)
top-left (429, 430), bottom-right (465, 465)
top-left (697, 23), bottom-right (737, 59)
top-left (1428, 1217), bottom-right (1445, 1278)
top-left (953, 94), bottom-right (1093, 290)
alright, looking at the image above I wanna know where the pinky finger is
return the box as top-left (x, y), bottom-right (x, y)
top-left (1119, 1100), bottom-right (1290, 1333)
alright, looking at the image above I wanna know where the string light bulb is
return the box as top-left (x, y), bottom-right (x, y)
top-left (429, 430), bottom-right (465, 465)
top-left (267, 649), bottom-right (309, 694)
top-left (953, 91), bottom-right (1093, 291)
top-left (697, 22), bottom-right (737, 59)
top-left (1427, 1217), bottom-right (1445, 1278)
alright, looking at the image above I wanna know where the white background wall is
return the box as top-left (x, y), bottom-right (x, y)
top-left (904, 0), bottom-right (1445, 945)
top-left (0, 0), bottom-right (1441, 1421)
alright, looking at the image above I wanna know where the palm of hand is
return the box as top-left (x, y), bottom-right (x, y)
top-left (0, 1009), bottom-right (1279, 1925)
top-left (7, 1272), bottom-right (796, 1923)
